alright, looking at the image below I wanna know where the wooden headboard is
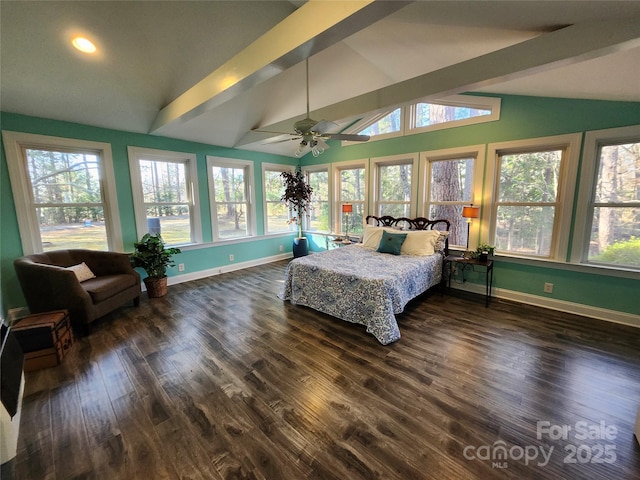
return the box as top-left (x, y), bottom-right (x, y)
top-left (365, 215), bottom-right (451, 255)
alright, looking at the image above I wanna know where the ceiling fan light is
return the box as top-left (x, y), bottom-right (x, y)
top-left (317, 138), bottom-right (329, 150)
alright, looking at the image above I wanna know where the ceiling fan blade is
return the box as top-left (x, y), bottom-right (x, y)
top-left (325, 133), bottom-right (370, 142)
top-left (252, 128), bottom-right (295, 136)
top-left (312, 120), bottom-right (339, 135)
top-left (261, 136), bottom-right (300, 145)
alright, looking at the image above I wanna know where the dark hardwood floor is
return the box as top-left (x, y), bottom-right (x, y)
top-left (9, 259), bottom-right (640, 479)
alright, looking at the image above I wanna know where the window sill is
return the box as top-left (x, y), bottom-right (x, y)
top-left (492, 254), bottom-right (639, 280)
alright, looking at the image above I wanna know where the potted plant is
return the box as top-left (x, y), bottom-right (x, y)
top-left (475, 242), bottom-right (496, 262)
top-left (130, 233), bottom-right (181, 298)
top-left (280, 166), bottom-right (313, 257)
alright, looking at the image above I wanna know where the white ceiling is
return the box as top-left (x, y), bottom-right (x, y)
top-left (2, 1), bottom-right (639, 157)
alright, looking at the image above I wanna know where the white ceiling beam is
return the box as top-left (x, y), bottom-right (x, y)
top-left (150, 0), bottom-right (411, 135)
top-left (237, 15), bottom-right (640, 146)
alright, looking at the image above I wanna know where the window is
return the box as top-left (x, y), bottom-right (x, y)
top-left (357, 108), bottom-right (402, 139)
top-left (263, 163), bottom-right (293, 234)
top-left (334, 161), bottom-right (367, 235)
top-left (487, 134), bottom-right (581, 260)
top-left (420, 146), bottom-right (484, 249)
top-left (409, 95), bottom-right (500, 134)
top-left (371, 154), bottom-right (418, 218)
top-left (343, 95), bottom-right (500, 144)
top-left (3, 131), bottom-right (122, 253)
top-left (573, 125), bottom-right (640, 269)
top-left (128, 147), bottom-right (201, 246)
top-left (304, 166), bottom-right (330, 232)
top-left (207, 156), bottom-right (255, 241)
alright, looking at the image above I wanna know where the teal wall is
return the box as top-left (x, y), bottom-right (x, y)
top-left (0, 112), bottom-right (297, 314)
top-left (2, 93), bottom-right (640, 318)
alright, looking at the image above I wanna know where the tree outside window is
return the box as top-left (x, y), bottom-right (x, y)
top-left (359, 108), bottom-right (401, 137)
top-left (128, 147), bottom-right (200, 247)
top-left (588, 141), bottom-right (640, 267)
top-left (427, 157), bottom-right (474, 248)
top-left (306, 169), bottom-right (329, 231)
top-left (209, 158), bottom-right (254, 240)
top-left (377, 163), bottom-right (412, 218)
top-left (26, 148), bottom-right (108, 251)
top-left (338, 167), bottom-right (366, 235)
top-left (264, 167), bottom-right (291, 234)
top-left (495, 149), bottom-right (562, 257)
top-left (138, 159), bottom-right (191, 245)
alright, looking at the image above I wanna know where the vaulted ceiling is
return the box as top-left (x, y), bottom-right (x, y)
top-left (2, 1), bottom-right (639, 157)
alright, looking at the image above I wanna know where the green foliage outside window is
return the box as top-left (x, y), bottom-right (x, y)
top-left (591, 237), bottom-right (640, 267)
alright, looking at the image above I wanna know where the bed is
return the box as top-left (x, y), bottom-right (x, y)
top-left (278, 215), bottom-right (450, 344)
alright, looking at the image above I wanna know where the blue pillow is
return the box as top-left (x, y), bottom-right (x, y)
top-left (377, 232), bottom-right (407, 255)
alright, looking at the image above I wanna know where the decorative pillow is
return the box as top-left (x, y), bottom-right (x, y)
top-left (361, 225), bottom-right (385, 249)
top-left (433, 230), bottom-right (450, 253)
top-left (400, 230), bottom-right (441, 256)
top-left (377, 232), bottom-right (407, 255)
top-left (67, 262), bottom-right (96, 282)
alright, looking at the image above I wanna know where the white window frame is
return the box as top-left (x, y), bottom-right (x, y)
top-left (486, 133), bottom-right (582, 261)
top-left (370, 153), bottom-right (419, 218)
top-left (332, 159), bottom-right (368, 234)
top-left (262, 163), bottom-right (295, 235)
top-left (3, 131), bottom-right (123, 254)
top-left (128, 146), bottom-right (201, 246)
top-left (302, 163), bottom-right (331, 233)
top-left (206, 156), bottom-right (256, 242)
top-left (571, 124), bottom-right (640, 269)
top-left (419, 145), bottom-right (485, 249)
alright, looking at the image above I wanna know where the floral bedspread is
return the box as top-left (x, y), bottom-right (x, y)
top-left (278, 245), bottom-right (443, 344)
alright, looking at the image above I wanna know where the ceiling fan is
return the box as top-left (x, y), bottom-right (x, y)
top-left (253, 58), bottom-right (370, 157)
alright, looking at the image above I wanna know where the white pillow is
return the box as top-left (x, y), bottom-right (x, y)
top-left (400, 230), bottom-right (440, 255)
top-left (361, 225), bottom-right (385, 249)
top-left (400, 230), bottom-right (450, 255)
top-left (67, 262), bottom-right (96, 282)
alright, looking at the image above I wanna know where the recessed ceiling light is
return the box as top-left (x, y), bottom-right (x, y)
top-left (72, 37), bottom-right (97, 53)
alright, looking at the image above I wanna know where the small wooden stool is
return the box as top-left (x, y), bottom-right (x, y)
top-left (12, 310), bottom-right (74, 371)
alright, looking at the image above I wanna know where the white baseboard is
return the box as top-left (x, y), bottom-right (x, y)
top-left (450, 282), bottom-right (640, 329)
top-left (151, 252), bottom-right (292, 290)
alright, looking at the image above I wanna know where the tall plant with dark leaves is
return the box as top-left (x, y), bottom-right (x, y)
top-left (280, 166), bottom-right (314, 238)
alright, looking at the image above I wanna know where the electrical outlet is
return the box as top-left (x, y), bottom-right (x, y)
top-left (178, 263), bottom-right (185, 272)
top-left (544, 282), bottom-right (554, 294)
top-left (229, 254), bottom-right (234, 262)
top-left (279, 244), bottom-right (284, 252)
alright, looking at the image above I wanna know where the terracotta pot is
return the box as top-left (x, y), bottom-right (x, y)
top-left (144, 276), bottom-right (168, 298)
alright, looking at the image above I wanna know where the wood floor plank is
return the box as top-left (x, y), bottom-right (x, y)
top-left (12, 259), bottom-right (640, 479)
top-left (109, 391), bottom-right (181, 479)
top-left (49, 383), bottom-right (95, 478)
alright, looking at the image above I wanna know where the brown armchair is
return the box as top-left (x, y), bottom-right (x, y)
top-left (14, 249), bottom-right (141, 334)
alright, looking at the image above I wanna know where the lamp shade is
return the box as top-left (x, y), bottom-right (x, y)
top-left (342, 203), bottom-right (353, 213)
top-left (462, 205), bottom-right (479, 219)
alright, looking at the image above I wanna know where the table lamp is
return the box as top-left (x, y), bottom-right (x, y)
top-left (461, 204), bottom-right (480, 253)
top-left (342, 203), bottom-right (353, 243)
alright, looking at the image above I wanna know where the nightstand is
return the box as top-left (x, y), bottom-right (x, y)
top-left (445, 255), bottom-right (494, 306)
top-left (313, 232), bottom-right (359, 249)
